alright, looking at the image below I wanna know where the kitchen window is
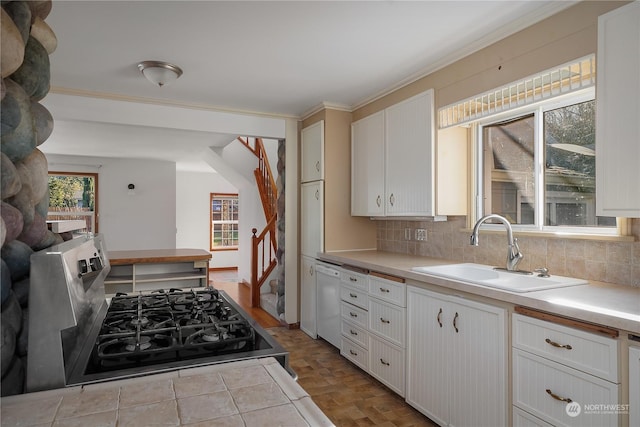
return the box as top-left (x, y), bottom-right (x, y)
top-left (475, 89), bottom-right (617, 234)
top-left (48, 172), bottom-right (98, 233)
top-left (210, 193), bottom-right (239, 251)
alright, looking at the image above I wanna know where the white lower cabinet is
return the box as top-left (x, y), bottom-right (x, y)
top-left (339, 270), bottom-right (407, 397)
top-left (512, 313), bottom-right (620, 427)
top-left (299, 256), bottom-right (316, 339)
top-left (406, 286), bottom-right (507, 427)
top-left (369, 333), bottom-right (404, 396)
top-left (630, 345), bottom-right (640, 427)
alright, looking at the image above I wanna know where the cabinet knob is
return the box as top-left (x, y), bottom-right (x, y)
top-left (389, 193), bottom-right (395, 206)
top-left (380, 317), bottom-right (390, 324)
top-left (379, 287), bottom-right (390, 293)
top-left (376, 195), bottom-right (381, 207)
top-left (349, 293), bottom-right (357, 298)
top-left (350, 329), bottom-right (358, 336)
top-left (437, 308), bottom-right (443, 328)
top-left (316, 161), bottom-right (320, 172)
top-left (350, 349), bottom-right (358, 356)
top-left (315, 190), bottom-right (319, 200)
top-left (380, 358), bottom-right (390, 366)
top-left (349, 312), bottom-right (358, 318)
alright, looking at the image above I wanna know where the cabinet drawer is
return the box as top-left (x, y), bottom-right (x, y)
top-left (513, 314), bottom-right (618, 382)
top-left (340, 284), bottom-right (368, 310)
top-left (513, 406), bottom-right (553, 427)
top-left (341, 269), bottom-right (368, 291)
top-left (369, 298), bottom-right (405, 347)
top-left (369, 274), bottom-right (406, 307)
top-left (341, 320), bottom-right (368, 349)
top-left (513, 349), bottom-right (619, 427)
top-left (341, 301), bottom-right (368, 328)
top-left (369, 334), bottom-right (405, 397)
top-left (341, 337), bottom-right (368, 371)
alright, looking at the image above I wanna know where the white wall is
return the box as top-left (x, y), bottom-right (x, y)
top-left (176, 170), bottom-right (238, 269)
top-left (46, 154), bottom-right (176, 251)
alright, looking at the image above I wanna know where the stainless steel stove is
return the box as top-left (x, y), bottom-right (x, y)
top-left (26, 234), bottom-right (291, 392)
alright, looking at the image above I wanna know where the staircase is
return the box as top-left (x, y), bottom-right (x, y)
top-left (259, 279), bottom-right (279, 321)
top-left (239, 137), bottom-right (278, 309)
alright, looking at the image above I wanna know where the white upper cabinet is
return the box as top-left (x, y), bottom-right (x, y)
top-left (385, 90), bottom-right (434, 216)
top-left (596, 1), bottom-right (640, 217)
top-left (301, 120), bottom-right (324, 183)
top-left (351, 111), bottom-right (385, 216)
top-left (351, 89), bottom-right (435, 217)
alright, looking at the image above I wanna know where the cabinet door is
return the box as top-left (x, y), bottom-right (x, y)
top-left (631, 346), bottom-right (640, 427)
top-left (406, 286), bottom-right (450, 426)
top-left (448, 297), bottom-right (507, 427)
top-left (596, 2), bottom-right (640, 217)
top-left (300, 256), bottom-right (317, 339)
top-left (301, 120), bottom-right (324, 183)
top-left (351, 111), bottom-right (385, 216)
top-left (300, 181), bottom-right (323, 256)
top-left (385, 90), bottom-right (434, 216)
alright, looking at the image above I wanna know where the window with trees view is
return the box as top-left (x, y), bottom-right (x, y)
top-left (478, 90), bottom-right (616, 232)
top-left (48, 172), bottom-right (98, 232)
top-left (210, 193), bottom-right (239, 251)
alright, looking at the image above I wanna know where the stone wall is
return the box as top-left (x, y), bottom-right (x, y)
top-left (1, 0), bottom-right (62, 396)
top-left (377, 217), bottom-right (640, 287)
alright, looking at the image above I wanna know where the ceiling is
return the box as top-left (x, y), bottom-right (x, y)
top-left (40, 0), bottom-right (575, 172)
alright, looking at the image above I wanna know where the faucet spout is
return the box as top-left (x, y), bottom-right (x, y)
top-left (470, 214), bottom-right (524, 271)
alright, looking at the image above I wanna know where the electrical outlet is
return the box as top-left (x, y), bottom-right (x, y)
top-left (404, 228), bottom-right (411, 240)
top-left (415, 229), bottom-right (427, 241)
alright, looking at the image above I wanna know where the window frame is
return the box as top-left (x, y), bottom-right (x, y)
top-left (210, 193), bottom-right (239, 252)
top-left (47, 171), bottom-right (99, 233)
top-left (472, 87), bottom-right (620, 236)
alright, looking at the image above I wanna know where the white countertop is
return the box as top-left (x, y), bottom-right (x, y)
top-left (319, 250), bottom-right (640, 334)
top-left (0, 358), bottom-right (334, 427)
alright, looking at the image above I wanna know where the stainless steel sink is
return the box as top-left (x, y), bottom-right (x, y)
top-left (411, 263), bottom-right (588, 292)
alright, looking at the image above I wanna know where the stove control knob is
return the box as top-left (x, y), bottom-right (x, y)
top-left (90, 257), bottom-right (103, 271)
top-left (78, 259), bottom-right (88, 274)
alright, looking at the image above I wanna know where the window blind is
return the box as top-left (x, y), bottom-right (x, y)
top-left (438, 54), bottom-right (595, 129)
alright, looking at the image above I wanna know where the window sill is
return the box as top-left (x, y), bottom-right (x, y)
top-left (460, 228), bottom-right (636, 242)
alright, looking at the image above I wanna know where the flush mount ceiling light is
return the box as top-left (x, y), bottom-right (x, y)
top-left (137, 60), bottom-right (183, 87)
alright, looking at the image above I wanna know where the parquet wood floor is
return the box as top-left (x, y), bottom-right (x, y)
top-left (210, 276), bottom-right (436, 427)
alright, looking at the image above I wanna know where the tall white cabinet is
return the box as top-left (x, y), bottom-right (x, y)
top-left (596, 1), bottom-right (640, 217)
top-left (351, 90), bottom-right (435, 217)
top-left (406, 286), bottom-right (507, 427)
top-left (300, 120), bottom-right (325, 339)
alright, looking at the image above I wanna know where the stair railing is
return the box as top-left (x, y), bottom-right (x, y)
top-left (239, 137), bottom-right (278, 307)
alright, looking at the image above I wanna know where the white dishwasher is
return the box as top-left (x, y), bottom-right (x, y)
top-left (315, 262), bottom-right (341, 348)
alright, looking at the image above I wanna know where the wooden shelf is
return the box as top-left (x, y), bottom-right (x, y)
top-left (105, 249), bottom-right (211, 295)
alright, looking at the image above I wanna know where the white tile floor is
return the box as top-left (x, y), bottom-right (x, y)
top-left (1, 358), bottom-right (334, 427)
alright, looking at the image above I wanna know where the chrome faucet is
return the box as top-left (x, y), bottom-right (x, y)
top-left (470, 214), bottom-right (524, 272)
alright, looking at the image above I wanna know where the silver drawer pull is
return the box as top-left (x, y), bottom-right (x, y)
top-left (379, 287), bottom-right (390, 293)
top-left (545, 338), bottom-right (572, 350)
top-left (350, 349), bottom-right (358, 356)
top-left (380, 358), bottom-right (390, 366)
top-left (349, 312), bottom-right (358, 317)
top-left (350, 329), bottom-right (358, 336)
top-left (380, 317), bottom-right (390, 324)
top-left (546, 388), bottom-right (572, 403)
top-left (349, 293), bottom-right (357, 298)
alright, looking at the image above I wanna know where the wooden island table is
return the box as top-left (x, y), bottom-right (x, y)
top-left (105, 249), bottom-right (212, 295)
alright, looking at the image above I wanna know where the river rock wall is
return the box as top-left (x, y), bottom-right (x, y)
top-left (1, 0), bottom-right (62, 396)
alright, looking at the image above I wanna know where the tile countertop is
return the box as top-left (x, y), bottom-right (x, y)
top-left (0, 358), bottom-right (334, 427)
top-left (318, 250), bottom-right (640, 335)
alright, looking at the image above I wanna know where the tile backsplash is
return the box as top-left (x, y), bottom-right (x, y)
top-left (377, 217), bottom-right (640, 287)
